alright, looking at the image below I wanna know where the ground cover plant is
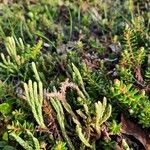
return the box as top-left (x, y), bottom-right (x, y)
top-left (0, 0), bottom-right (149, 149)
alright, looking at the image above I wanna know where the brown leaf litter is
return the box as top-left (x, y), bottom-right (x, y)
top-left (121, 114), bottom-right (150, 150)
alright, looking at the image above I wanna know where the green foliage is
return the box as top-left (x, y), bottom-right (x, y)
top-left (23, 40), bottom-right (42, 61)
top-left (50, 98), bottom-right (75, 150)
top-left (7, 120), bottom-right (34, 135)
top-left (0, 103), bottom-right (11, 115)
top-left (111, 79), bottom-right (150, 127)
top-left (0, 0), bottom-right (149, 149)
top-left (122, 139), bottom-right (130, 150)
top-left (10, 131), bottom-right (40, 150)
top-left (3, 145), bottom-right (17, 150)
top-left (12, 109), bottom-right (26, 122)
top-left (145, 57), bottom-right (150, 82)
top-left (116, 65), bottom-right (134, 83)
top-left (23, 80), bottom-right (45, 128)
top-left (111, 79), bottom-right (142, 114)
top-left (7, 119), bottom-right (38, 150)
top-left (109, 120), bottom-right (121, 135)
top-left (99, 140), bottom-right (117, 150)
top-left (51, 141), bottom-right (67, 150)
top-left (0, 37), bottom-right (23, 74)
top-left (119, 25), bottom-right (145, 71)
top-left (145, 68), bottom-right (150, 82)
top-left (74, 97), bottom-right (112, 148)
top-left (72, 63), bottom-right (89, 99)
top-left (82, 62), bottom-right (110, 97)
top-left (0, 141), bottom-right (17, 150)
top-left (115, 25), bottom-right (146, 90)
top-left (0, 36), bottom-right (42, 78)
top-left (32, 62), bottom-right (41, 82)
top-left (95, 98), bottom-right (112, 135)
top-left (46, 78), bottom-right (112, 149)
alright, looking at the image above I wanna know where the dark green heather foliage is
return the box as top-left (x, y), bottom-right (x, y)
top-left (111, 79), bottom-right (150, 127)
top-left (0, 0), bottom-right (149, 149)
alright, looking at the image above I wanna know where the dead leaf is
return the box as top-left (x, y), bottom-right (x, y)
top-left (121, 114), bottom-right (150, 150)
top-left (80, 2), bottom-right (89, 12)
top-left (101, 125), bottom-right (111, 141)
top-left (43, 100), bottom-right (61, 139)
top-left (116, 144), bottom-right (124, 150)
top-left (145, 83), bottom-right (150, 95)
top-left (147, 54), bottom-right (150, 64)
top-left (56, 41), bottom-right (76, 54)
top-left (81, 52), bottom-right (100, 70)
top-left (134, 66), bottom-right (143, 83)
top-left (108, 43), bottom-right (121, 54)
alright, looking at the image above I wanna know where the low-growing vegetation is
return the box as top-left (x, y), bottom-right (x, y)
top-left (0, 0), bottom-right (149, 149)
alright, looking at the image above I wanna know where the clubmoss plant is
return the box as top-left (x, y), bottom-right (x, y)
top-left (23, 80), bottom-right (46, 128)
top-left (0, 0), bottom-right (149, 149)
top-left (46, 78), bottom-right (112, 149)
